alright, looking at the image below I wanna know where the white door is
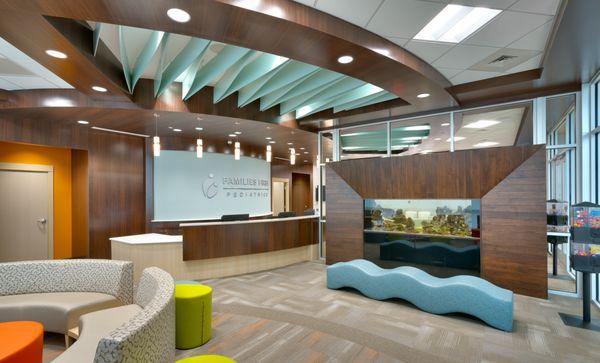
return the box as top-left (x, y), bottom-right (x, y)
top-left (272, 181), bottom-right (287, 215)
top-left (0, 164), bottom-right (53, 262)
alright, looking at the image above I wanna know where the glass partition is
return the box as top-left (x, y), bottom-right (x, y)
top-left (340, 123), bottom-right (387, 159)
top-left (364, 199), bottom-right (481, 278)
top-left (390, 114), bottom-right (450, 156)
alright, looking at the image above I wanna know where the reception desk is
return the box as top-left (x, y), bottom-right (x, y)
top-left (111, 215), bottom-right (318, 280)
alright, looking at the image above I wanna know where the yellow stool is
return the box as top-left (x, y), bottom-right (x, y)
top-left (175, 284), bottom-right (212, 349)
top-left (176, 355), bottom-right (235, 363)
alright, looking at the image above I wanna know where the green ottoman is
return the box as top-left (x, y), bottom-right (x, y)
top-left (176, 355), bottom-right (235, 363)
top-left (175, 284), bottom-right (212, 349)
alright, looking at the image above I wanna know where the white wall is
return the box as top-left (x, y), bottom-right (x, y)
top-left (153, 151), bottom-right (271, 221)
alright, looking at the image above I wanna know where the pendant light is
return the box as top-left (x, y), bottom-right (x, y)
top-left (290, 148), bottom-right (296, 165)
top-left (234, 141), bottom-right (240, 160)
top-left (196, 139), bottom-right (203, 158)
top-left (152, 113), bottom-right (160, 157)
top-left (266, 145), bottom-right (272, 163)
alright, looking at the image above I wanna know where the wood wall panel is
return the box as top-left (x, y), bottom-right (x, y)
top-left (325, 145), bottom-right (547, 298)
top-left (183, 217), bottom-right (317, 261)
top-left (481, 148), bottom-right (547, 298)
top-left (88, 130), bottom-right (146, 258)
top-left (71, 148), bottom-right (89, 258)
top-left (325, 166), bottom-right (364, 265)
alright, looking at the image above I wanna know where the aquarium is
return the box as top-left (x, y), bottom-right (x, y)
top-left (571, 202), bottom-right (600, 272)
top-left (364, 199), bottom-right (481, 277)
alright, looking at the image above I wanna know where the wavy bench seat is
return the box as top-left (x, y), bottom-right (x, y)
top-left (327, 259), bottom-right (513, 331)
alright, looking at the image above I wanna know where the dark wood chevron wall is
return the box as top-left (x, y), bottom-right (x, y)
top-left (325, 145), bottom-right (547, 299)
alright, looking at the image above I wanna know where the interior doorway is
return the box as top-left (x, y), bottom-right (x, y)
top-left (272, 178), bottom-right (289, 216)
top-left (0, 163), bottom-right (53, 262)
top-left (291, 172), bottom-right (312, 215)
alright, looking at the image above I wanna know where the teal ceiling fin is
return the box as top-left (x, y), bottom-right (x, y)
top-left (155, 37), bottom-right (210, 97)
top-left (117, 26), bottom-right (132, 93)
top-left (92, 23), bottom-right (102, 56)
top-left (130, 30), bottom-right (165, 92)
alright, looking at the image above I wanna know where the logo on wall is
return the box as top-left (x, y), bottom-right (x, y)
top-left (202, 173), bottom-right (219, 199)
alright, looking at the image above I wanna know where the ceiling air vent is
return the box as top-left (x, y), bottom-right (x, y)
top-left (489, 55), bottom-right (518, 65)
top-left (470, 48), bottom-right (541, 73)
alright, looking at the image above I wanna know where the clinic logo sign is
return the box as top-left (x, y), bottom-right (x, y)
top-left (202, 173), bottom-right (219, 199)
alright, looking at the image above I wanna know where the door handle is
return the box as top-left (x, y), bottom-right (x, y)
top-left (37, 218), bottom-right (47, 224)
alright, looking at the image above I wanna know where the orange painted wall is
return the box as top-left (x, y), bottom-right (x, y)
top-left (0, 141), bottom-right (73, 258)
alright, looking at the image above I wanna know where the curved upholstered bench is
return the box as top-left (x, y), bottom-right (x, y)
top-left (327, 259), bottom-right (514, 331)
top-left (55, 266), bottom-right (175, 362)
top-left (0, 259), bottom-right (133, 340)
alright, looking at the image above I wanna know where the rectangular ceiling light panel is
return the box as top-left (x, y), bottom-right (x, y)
top-left (414, 5), bottom-right (501, 43)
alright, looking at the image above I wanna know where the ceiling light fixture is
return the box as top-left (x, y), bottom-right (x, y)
top-left (195, 127), bottom-right (203, 131)
top-left (234, 131), bottom-right (242, 135)
top-left (173, 128), bottom-right (182, 132)
top-left (441, 123), bottom-right (450, 126)
top-left (92, 86), bottom-right (107, 93)
top-left (287, 142), bottom-right (293, 145)
top-left (152, 113), bottom-right (160, 157)
top-left (266, 145), bottom-right (272, 163)
top-left (167, 8), bottom-right (191, 23)
top-left (77, 120), bottom-right (89, 125)
top-left (464, 120), bottom-right (500, 129)
top-left (228, 133), bottom-right (237, 137)
top-left (337, 55), bottom-right (353, 64)
top-left (269, 140), bottom-right (276, 144)
top-left (45, 49), bottom-right (67, 59)
top-left (290, 148), bottom-right (296, 165)
top-left (234, 141), bottom-right (241, 160)
top-left (265, 137), bottom-right (272, 140)
top-left (414, 4), bottom-right (501, 43)
top-left (404, 125), bottom-right (431, 131)
top-left (473, 140), bottom-right (499, 148)
top-left (417, 93), bottom-right (430, 99)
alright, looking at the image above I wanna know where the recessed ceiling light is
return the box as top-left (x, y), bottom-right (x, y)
top-left (441, 123), bottom-right (450, 126)
top-left (196, 117), bottom-right (203, 121)
top-left (173, 128), bottom-right (182, 132)
top-left (300, 147), bottom-right (305, 150)
top-left (77, 120), bottom-right (89, 125)
top-left (473, 140), bottom-right (499, 148)
top-left (228, 134), bottom-right (237, 137)
top-left (195, 127), bottom-right (203, 131)
top-left (303, 151), bottom-right (309, 154)
top-left (414, 4), bottom-right (501, 43)
top-left (234, 131), bottom-right (242, 135)
top-left (92, 86), bottom-right (107, 92)
top-left (402, 136), bottom-right (425, 141)
top-left (167, 8), bottom-right (191, 23)
top-left (337, 55), bottom-right (353, 64)
top-left (269, 141), bottom-right (276, 144)
top-left (464, 120), bottom-right (500, 129)
top-left (417, 93), bottom-right (430, 99)
top-left (265, 137), bottom-right (272, 140)
top-left (287, 142), bottom-right (293, 145)
top-left (45, 49), bottom-right (67, 59)
top-left (304, 160), bottom-right (308, 163)
top-left (234, 121), bottom-right (240, 125)
top-left (446, 137), bottom-right (466, 142)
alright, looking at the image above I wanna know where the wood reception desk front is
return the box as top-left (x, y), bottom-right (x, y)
top-left (111, 215), bottom-right (318, 280)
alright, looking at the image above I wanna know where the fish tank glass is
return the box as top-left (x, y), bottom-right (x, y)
top-left (571, 202), bottom-right (600, 272)
top-left (364, 199), bottom-right (481, 278)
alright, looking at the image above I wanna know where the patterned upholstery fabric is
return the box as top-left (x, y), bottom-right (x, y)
top-left (0, 260), bottom-right (133, 304)
top-left (94, 267), bottom-right (175, 363)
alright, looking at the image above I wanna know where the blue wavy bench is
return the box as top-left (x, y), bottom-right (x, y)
top-left (327, 259), bottom-right (513, 331)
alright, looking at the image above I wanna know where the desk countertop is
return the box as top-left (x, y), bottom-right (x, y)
top-left (110, 233), bottom-right (182, 245)
top-left (180, 215), bottom-right (318, 227)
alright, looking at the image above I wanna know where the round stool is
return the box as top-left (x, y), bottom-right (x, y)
top-left (176, 355), bottom-right (235, 363)
top-left (0, 321), bottom-right (43, 363)
top-left (175, 284), bottom-right (212, 349)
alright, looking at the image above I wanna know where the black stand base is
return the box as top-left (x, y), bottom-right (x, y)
top-left (559, 313), bottom-right (600, 332)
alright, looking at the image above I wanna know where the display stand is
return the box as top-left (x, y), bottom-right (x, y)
top-left (546, 200), bottom-right (570, 276)
top-left (559, 202), bottom-right (600, 332)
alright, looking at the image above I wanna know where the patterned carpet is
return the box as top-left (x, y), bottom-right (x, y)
top-left (45, 261), bottom-right (600, 362)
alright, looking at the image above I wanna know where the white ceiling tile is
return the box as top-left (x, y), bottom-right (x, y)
top-left (367, 0), bottom-right (445, 38)
top-left (447, 0), bottom-right (518, 9)
top-left (435, 67), bottom-right (463, 79)
top-left (315, 0), bottom-right (383, 27)
top-left (0, 76), bottom-right (21, 90)
top-left (433, 44), bottom-right (499, 69)
top-left (451, 69), bottom-right (503, 84)
top-left (386, 37), bottom-right (410, 47)
top-left (508, 20), bottom-right (553, 51)
top-left (463, 11), bottom-right (552, 48)
top-left (505, 53), bottom-right (543, 73)
top-left (509, 0), bottom-right (560, 15)
top-left (404, 40), bottom-right (454, 63)
top-left (1, 76), bottom-right (56, 89)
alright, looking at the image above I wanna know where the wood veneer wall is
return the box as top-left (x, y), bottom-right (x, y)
top-left (325, 145), bottom-right (547, 298)
top-left (0, 114), bottom-right (146, 258)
